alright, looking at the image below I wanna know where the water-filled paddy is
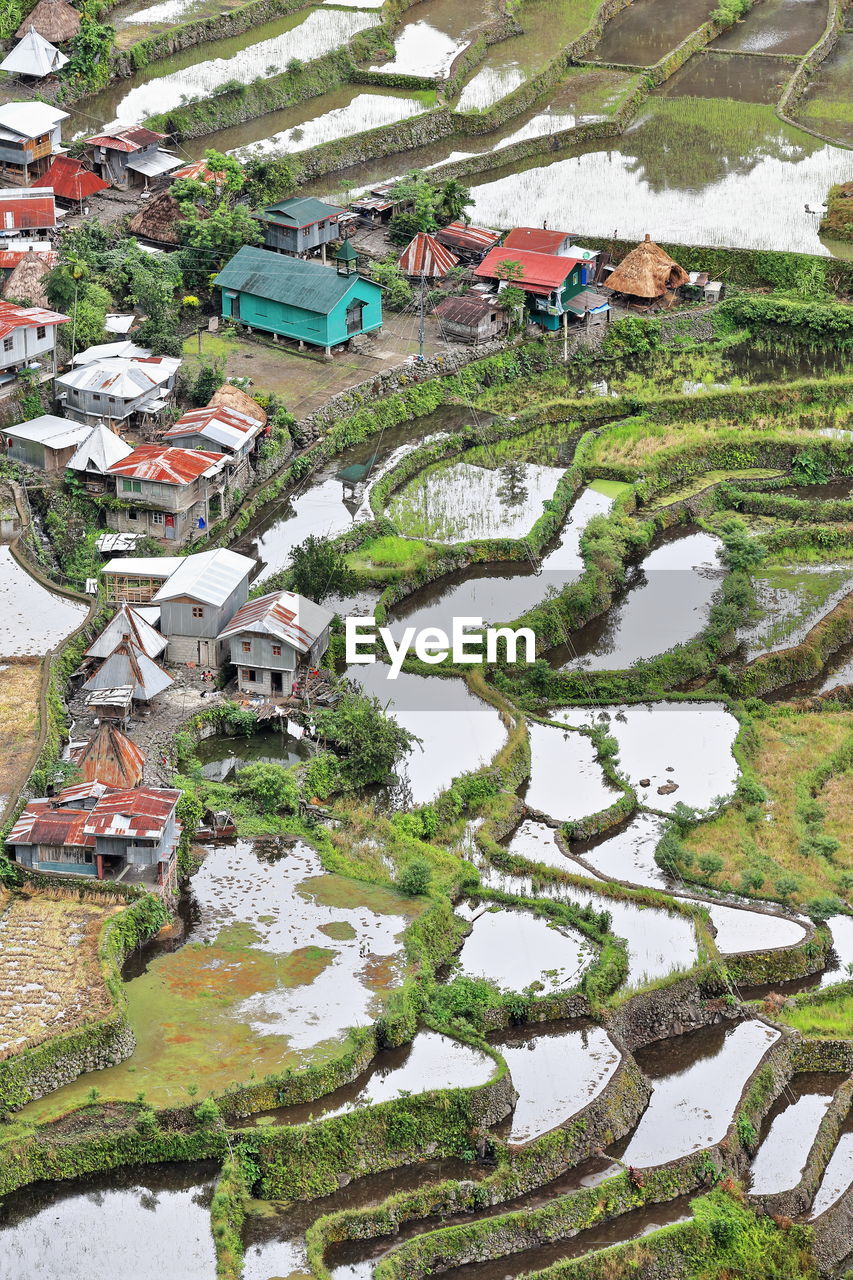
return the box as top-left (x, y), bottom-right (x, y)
top-left (588, 0), bottom-right (714, 66)
top-left (21, 841), bottom-right (421, 1117)
top-left (491, 1020), bottom-right (621, 1142)
top-left (455, 904), bottom-right (595, 993)
top-left (712, 0), bottom-right (829, 55)
top-left (658, 51), bottom-right (795, 104)
top-left (797, 31), bottom-right (853, 146)
top-left (705, 902), bottom-right (806, 953)
top-left (749, 1073), bottom-right (845, 1195)
top-left (819, 914), bottom-right (853, 987)
top-left (576, 813), bottom-right (669, 886)
top-left (738, 562), bottom-right (853, 659)
top-left (195, 729), bottom-right (312, 781)
top-left (388, 458), bottom-right (565, 543)
top-left (809, 1111), bottom-right (853, 1217)
top-left (613, 1021), bottom-right (780, 1166)
top-left (548, 529), bottom-right (725, 672)
top-left (370, 0), bottom-right (495, 77)
top-left (0, 1164), bottom-right (218, 1280)
top-left (523, 721), bottom-right (619, 823)
top-left (0, 546), bottom-right (88, 657)
top-left (554, 702), bottom-right (741, 815)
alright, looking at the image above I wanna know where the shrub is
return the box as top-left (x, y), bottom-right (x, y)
top-left (235, 763), bottom-right (300, 814)
top-left (397, 856), bottom-right (432, 897)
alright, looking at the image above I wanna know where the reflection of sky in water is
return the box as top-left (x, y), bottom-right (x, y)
top-left (496, 1024), bottom-right (620, 1142)
top-left (750, 1088), bottom-right (836, 1194)
top-left (706, 902), bottom-right (806, 954)
top-left (457, 906), bottom-right (595, 993)
top-left (191, 842), bottom-right (415, 1049)
top-left (810, 1130), bottom-right (853, 1217)
top-left (231, 91), bottom-right (426, 158)
top-left (468, 109), bottom-right (853, 253)
top-left (524, 721), bottom-right (618, 822)
top-left (0, 546), bottom-right (88, 656)
top-left (390, 461), bottom-right (565, 543)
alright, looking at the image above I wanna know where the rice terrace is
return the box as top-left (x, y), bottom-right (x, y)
top-left (0, 0), bottom-right (851, 1275)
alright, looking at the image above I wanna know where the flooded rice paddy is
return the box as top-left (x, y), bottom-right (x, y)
top-left (84, 8), bottom-right (378, 127)
top-left (809, 1111), bottom-right (853, 1217)
top-left (455, 903), bottom-right (595, 993)
top-left (370, 0), bottom-right (496, 77)
top-left (553, 702), bottom-right (741, 815)
top-left (195, 729), bottom-right (312, 781)
top-left (705, 902), bottom-right (807, 954)
top-left (575, 812), bottom-right (669, 886)
top-left (548, 529), bottom-right (725, 672)
top-left (20, 841), bottom-right (421, 1117)
top-left (523, 721), bottom-right (619, 823)
top-left (749, 1073), bottom-right (845, 1195)
top-left (588, 0), bottom-right (715, 66)
top-left (797, 31), bottom-right (853, 146)
top-left (491, 1020), bottom-right (621, 1143)
top-left (0, 546), bottom-right (88, 658)
top-left (711, 0), bottom-right (829, 55)
top-left (0, 1163), bottom-right (218, 1280)
top-left (738, 561), bottom-right (853, 660)
top-left (613, 1021), bottom-right (780, 1166)
top-left (820, 914), bottom-right (853, 987)
top-left (658, 51), bottom-right (795, 104)
top-left (388, 458), bottom-right (565, 543)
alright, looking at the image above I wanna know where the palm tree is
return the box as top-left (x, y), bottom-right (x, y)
top-left (436, 178), bottom-right (472, 226)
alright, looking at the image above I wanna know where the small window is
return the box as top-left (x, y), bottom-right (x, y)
top-left (92, 394), bottom-right (101, 402)
top-left (122, 479), bottom-right (142, 493)
top-left (2, 337), bottom-right (12, 354)
top-left (271, 644), bottom-right (281, 657)
top-left (192, 606), bottom-right (205, 619)
top-left (36, 326), bottom-right (46, 341)
top-left (127, 509), bottom-right (137, 520)
top-left (150, 511), bottom-right (164, 525)
top-left (108, 397), bottom-right (116, 406)
top-left (241, 640), bottom-right (251, 653)
top-left (241, 668), bottom-right (256, 683)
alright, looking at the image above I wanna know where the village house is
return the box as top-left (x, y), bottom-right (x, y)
top-left (55, 355), bottom-right (180, 427)
top-left (104, 444), bottom-right (229, 545)
top-left (151, 547), bottom-right (255, 667)
top-left (81, 637), bottom-right (173, 703)
top-left (502, 226), bottom-right (576, 257)
top-left (0, 102), bottom-right (68, 186)
top-left (65, 422), bottom-right (134, 490)
top-left (83, 600), bottom-right (168, 664)
top-left (100, 556), bottom-right (183, 604)
top-left (161, 404), bottom-right (265, 487)
top-left (0, 300), bottom-right (69, 391)
top-left (602, 234), bottom-right (689, 307)
top-left (474, 248), bottom-right (586, 332)
top-left (397, 232), bottom-right (458, 280)
top-left (217, 590), bottom-right (334, 697)
top-left (4, 413), bottom-right (90, 472)
top-left (215, 245), bottom-right (383, 356)
top-left (1, 244), bottom-right (53, 307)
top-left (258, 195), bottom-right (346, 258)
top-left (0, 187), bottom-right (57, 235)
top-left (435, 222), bottom-right (501, 262)
top-left (433, 293), bottom-right (508, 345)
top-left (83, 127), bottom-right (182, 190)
top-left (127, 188), bottom-right (201, 248)
top-left (0, 27), bottom-right (68, 80)
top-left (7, 784), bottom-right (181, 888)
top-left (33, 155), bottom-right (108, 210)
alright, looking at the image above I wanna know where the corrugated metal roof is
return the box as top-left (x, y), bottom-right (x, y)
top-left (217, 589), bottom-right (333, 652)
top-left (0, 29), bottom-right (67, 79)
top-left (9, 801), bottom-right (94, 848)
top-left (101, 556), bottom-right (181, 579)
top-left (85, 127), bottom-right (166, 152)
top-left (84, 786), bottom-right (179, 838)
top-left (0, 300), bottom-right (68, 338)
top-left (71, 724), bottom-right (145, 790)
top-left (162, 405), bottom-right (262, 453)
top-left (262, 196), bottom-right (345, 228)
top-left (0, 101), bottom-right (67, 139)
top-left (475, 248), bottom-right (581, 291)
top-left (5, 414), bottom-right (89, 448)
top-left (33, 156), bottom-right (108, 202)
top-left (126, 151), bottom-right (182, 178)
top-left (502, 227), bottom-right (572, 255)
top-left (436, 222), bottom-right (501, 253)
top-left (71, 341), bottom-right (152, 365)
top-left (397, 232), bottom-right (458, 279)
top-left (153, 547), bottom-right (255, 607)
top-left (107, 444), bottom-right (225, 485)
top-left (214, 246), bottom-right (374, 316)
top-left (0, 245), bottom-right (57, 270)
top-left (81, 639), bottom-right (173, 701)
top-left (56, 780), bottom-right (110, 805)
top-left (85, 601), bottom-right (167, 661)
top-left (433, 294), bottom-right (502, 325)
top-left (0, 191), bottom-right (56, 232)
top-left (67, 423), bottom-right (134, 474)
top-left (56, 357), bottom-right (173, 399)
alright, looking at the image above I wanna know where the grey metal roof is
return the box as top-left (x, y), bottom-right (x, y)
top-left (215, 246), bottom-right (375, 316)
top-left (6, 414), bottom-right (90, 449)
top-left (152, 548), bottom-right (255, 607)
top-left (67, 423), bottom-right (134, 473)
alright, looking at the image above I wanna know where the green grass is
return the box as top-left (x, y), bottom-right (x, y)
top-left (347, 535), bottom-right (435, 579)
top-left (773, 994), bottom-right (853, 1037)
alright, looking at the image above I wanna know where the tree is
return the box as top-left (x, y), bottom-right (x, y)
top-left (235, 763), bottom-right (299, 814)
top-left (288, 534), bottom-right (356, 604)
top-left (191, 360), bottom-right (225, 406)
top-left (388, 173), bottom-right (440, 245)
top-left (243, 153), bottom-right (299, 208)
top-left (369, 258), bottom-right (413, 310)
top-left (62, 13), bottom-right (115, 91)
top-left (435, 178), bottom-right (472, 227)
top-left (177, 202), bottom-right (263, 286)
top-left (397, 857), bottom-right (432, 897)
top-left (496, 458), bottom-right (528, 508)
top-left (314, 690), bottom-right (418, 788)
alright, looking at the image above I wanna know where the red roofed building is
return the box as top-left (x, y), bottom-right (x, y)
top-left (0, 299), bottom-right (69, 383)
top-left (34, 155), bottom-right (109, 206)
top-left (217, 589), bottom-right (334, 696)
top-left (83, 127), bottom-right (182, 189)
top-left (502, 226), bottom-right (576, 257)
top-left (105, 444), bottom-right (229, 546)
top-left (0, 188), bottom-right (56, 233)
top-left (436, 221), bottom-right (501, 261)
top-left (474, 247), bottom-right (585, 332)
top-left (8, 784), bottom-right (180, 887)
top-left (397, 231), bottom-right (458, 280)
top-left (161, 404), bottom-right (265, 484)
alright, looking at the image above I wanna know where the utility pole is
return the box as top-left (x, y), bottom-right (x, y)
top-left (562, 310), bottom-right (568, 364)
top-left (418, 271), bottom-right (425, 362)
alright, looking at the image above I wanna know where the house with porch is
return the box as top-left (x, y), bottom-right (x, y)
top-left (0, 102), bottom-right (68, 186)
top-left (215, 245), bottom-right (383, 356)
top-left (474, 248), bottom-right (585, 332)
top-left (55, 355), bottom-right (179, 427)
top-left (7, 784), bottom-right (181, 887)
top-left (152, 547), bottom-right (255, 667)
top-left (217, 589), bottom-right (334, 697)
top-left (258, 196), bottom-right (346, 257)
top-left (104, 444), bottom-right (229, 546)
top-left (0, 300), bottom-right (68, 392)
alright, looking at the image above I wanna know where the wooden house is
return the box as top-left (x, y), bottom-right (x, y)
top-left (127, 188), bottom-right (204, 247)
top-left (55, 355), bottom-right (180, 426)
top-left (474, 248), bottom-right (585, 332)
top-left (433, 293), bottom-right (507, 345)
top-left (105, 444), bottom-right (229, 546)
top-left (0, 102), bottom-right (68, 185)
top-left (100, 556), bottom-right (182, 605)
top-left (435, 222), bottom-right (501, 262)
top-left (151, 547), bottom-right (255, 666)
top-left (0, 300), bottom-right (68, 389)
top-left (84, 601), bottom-right (167, 663)
top-left (258, 196), bottom-right (346, 257)
top-left (215, 246), bottom-right (383, 356)
top-left (81, 638), bottom-right (173, 702)
top-left (161, 404), bottom-right (264, 488)
top-left (217, 589), bottom-right (334, 697)
top-left (4, 413), bottom-right (89, 471)
top-left (83, 128), bottom-right (181, 189)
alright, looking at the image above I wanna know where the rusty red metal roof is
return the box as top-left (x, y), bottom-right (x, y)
top-left (107, 444), bottom-right (226, 485)
top-left (474, 248), bottom-right (581, 292)
top-left (502, 227), bottom-right (572, 255)
top-left (0, 247), bottom-right (57, 270)
top-left (161, 405), bottom-right (259, 443)
top-left (436, 222), bottom-right (501, 253)
top-left (170, 159), bottom-right (225, 182)
top-left (85, 127), bottom-right (166, 152)
top-left (84, 786), bottom-right (180, 838)
top-left (0, 300), bottom-right (69, 339)
top-left (34, 155), bottom-right (109, 202)
top-left (71, 723), bottom-right (146, 790)
top-left (217, 589), bottom-right (333, 653)
top-left (8, 802), bottom-right (95, 848)
top-left (433, 294), bottom-right (503, 325)
top-left (397, 232), bottom-right (458, 279)
top-left (0, 191), bottom-right (56, 231)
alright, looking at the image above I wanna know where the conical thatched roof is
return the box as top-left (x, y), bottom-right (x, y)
top-left (127, 189), bottom-right (192, 247)
top-left (1, 247), bottom-right (51, 307)
top-left (603, 234), bottom-right (689, 300)
top-left (208, 382), bottom-right (267, 427)
top-left (16, 0), bottom-right (80, 43)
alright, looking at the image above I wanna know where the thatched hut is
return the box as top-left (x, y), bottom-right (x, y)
top-left (603, 234), bottom-right (688, 302)
top-left (127, 189), bottom-right (195, 247)
top-left (208, 383), bottom-right (267, 427)
top-left (1, 246), bottom-right (51, 307)
top-left (15, 0), bottom-right (80, 43)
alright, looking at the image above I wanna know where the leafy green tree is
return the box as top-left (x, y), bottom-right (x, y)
top-left (243, 153), bottom-right (299, 208)
top-left (177, 202), bottom-right (263, 286)
top-left (191, 360), bottom-right (225, 407)
top-left (388, 173), bottom-right (440, 245)
top-left (235, 763), bottom-right (299, 814)
top-left (62, 13), bottom-right (115, 91)
top-left (369, 257), bottom-right (414, 310)
top-left (288, 534), bottom-right (356, 604)
top-left (718, 518), bottom-right (765, 573)
top-left (315, 690), bottom-right (418, 788)
top-left (435, 178), bottom-right (472, 226)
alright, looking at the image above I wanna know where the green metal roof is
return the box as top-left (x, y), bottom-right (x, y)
top-left (214, 246), bottom-right (376, 316)
top-left (261, 196), bottom-right (345, 228)
top-left (336, 239), bottom-right (358, 262)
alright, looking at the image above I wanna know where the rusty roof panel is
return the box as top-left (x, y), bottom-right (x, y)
top-left (107, 444), bottom-right (226, 485)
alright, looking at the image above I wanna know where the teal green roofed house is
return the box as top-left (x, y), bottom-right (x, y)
top-left (214, 245), bottom-right (383, 357)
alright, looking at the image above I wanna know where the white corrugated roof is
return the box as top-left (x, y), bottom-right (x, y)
top-left (85, 602), bottom-right (167, 660)
top-left (67, 423), bottom-right (134, 473)
top-left (153, 548), bottom-right (255, 607)
top-left (6, 414), bottom-right (90, 449)
top-left (102, 556), bottom-right (182, 579)
top-left (0, 102), bottom-right (68, 137)
top-left (71, 341), bottom-right (152, 366)
top-left (125, 151), bottom-right (182, 177)
top-left (56, 356), bottom-right (177, 397)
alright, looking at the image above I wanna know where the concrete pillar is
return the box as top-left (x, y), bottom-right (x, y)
top-left (299, 340), bottom-right (305, 351)
top-left (324, 345), bottom-right (332, 360)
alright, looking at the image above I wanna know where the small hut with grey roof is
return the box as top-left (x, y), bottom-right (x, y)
top-left (217, 589), bottom-right (334, 696)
